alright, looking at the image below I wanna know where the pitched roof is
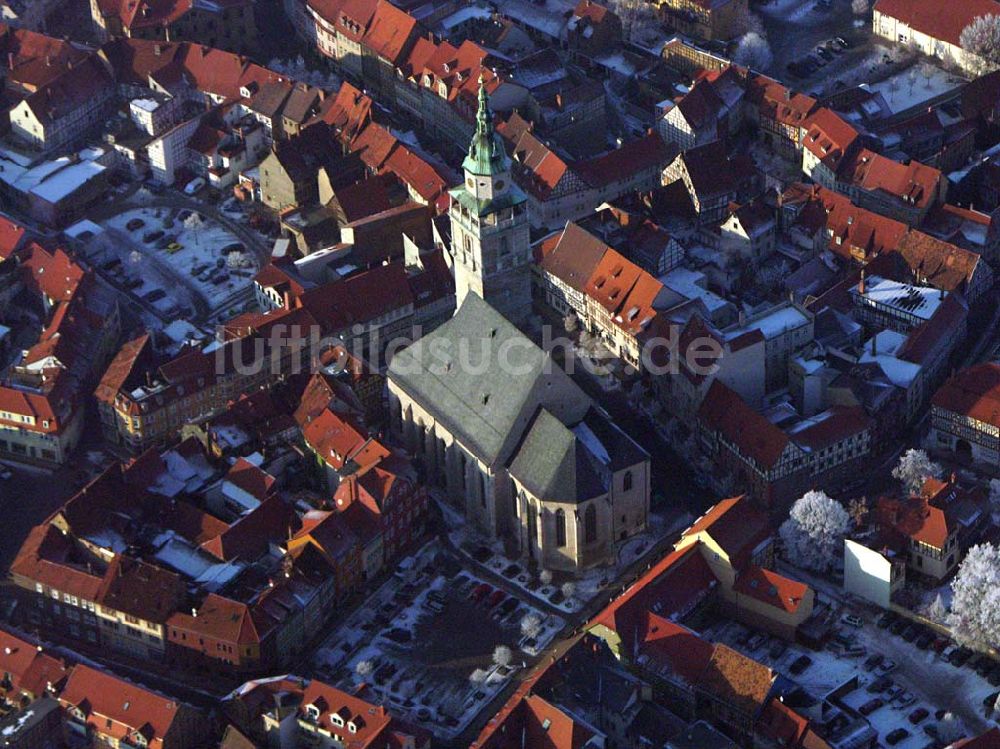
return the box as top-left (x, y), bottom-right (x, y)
top-left (96, 556), bottom-right (183, 623)
top-left (697, 381), bottom-right (790, 470)
top-left (388, 294), bottom-right (590, 464)
top-left (733, 566), bottom-right (810, 613)
top-left (0, 628), bottom-right (68, 699)
top-left (361, 0), bottom-right (418, 65)
top-left (873, 0), bottom-right (1000, 48)
top-left (681, 495), bottom-right (771, 568)
top-left (699, 644), bottom-right (775, 717)
top-left (59, 666), bottom-right (194, 749)
top-left (801, 108), bottom-right (859, 171)
top-left (932, 362), bottom-right (1000, 426)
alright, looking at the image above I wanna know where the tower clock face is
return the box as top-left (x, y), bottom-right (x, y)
top-left (467, 177), bottom-right (474, 188)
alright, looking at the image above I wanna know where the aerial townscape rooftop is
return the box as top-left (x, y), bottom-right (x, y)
top-left (3, 0), bottom-right (1000, 746)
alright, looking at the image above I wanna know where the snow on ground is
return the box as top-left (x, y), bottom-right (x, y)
top-left (94, 206), bottom-right (258, 319)
top-left (311, 539), bottom-right (557, 741)
top-left (867, 65), bottom-right (966, 116)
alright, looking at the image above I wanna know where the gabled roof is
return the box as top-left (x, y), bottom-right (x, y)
top-left (681, 495), bottom-right (771, 569)
top-left (873, 0), bottom-right (1000, 48)
top-left (932, 362), bottom-right (1000, 426)
top-left (0, 628), bottom-right (68, 698)
top-left (801, 108), bottom-right (859, 171)
top-left (59, 666), bottom-right (195, 749)
top-left (697, 381), bottom-right (791, 470)
top-left (361, 0), bottom-right (418, 65)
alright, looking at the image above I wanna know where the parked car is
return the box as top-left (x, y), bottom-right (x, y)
top-left (0, 463), bottom-right (12, 480)
top-left (143, 230), bottom-right (164, 243)
top-left (126, 218), bottom-right (145, 231)
top-left (835, 36), bottom-right (852, 48)
top-left (841, 614), bottom-right (863, 628)
top-left (867, 676), bottom-right (892, 693)
top-left (166, 242), bottom-right (183, 252)
top-left (886, 728), bottom-right (910, 746)
top-left (124, 278), bottom-right (143, 290)
top-left (950, 646), bottom-right (974, 666)
top-left (183, 178), bottom-right (205, 195)
top-left (915, 631), bottom-right (935, 649)
top-left (894, 691), bottom-right (916, 708)
top-left (190, 263), bottom-right (209, 276)
top-left (496, 598), bottom-right (519, 618)
top-left (747, 633), bottom-right (768, 651)
top-left (470, 583), bottom-right (491, 602)
top-left (769, 640), bottom-right (787, 659)
top-left (859, 698), bottom-right (884, 716)
top-left (100, 258), bottom-right (122, 271)
top-left (901, 623), bottom-right (919, 642)
top-left (789, 655), bottom-right (812, 675)
top-left (487, 590), bottom-right (506, 608)
top-left (143, 289), bottom-right (166, 303)
top-left (877, 612), bottom-right (896, 629)
top-left (908, 707), bottom-right (929, 724)
top-left (876, 658), bottom-right (897, 675)
top-left (864, 654), bottom-right (883, 671)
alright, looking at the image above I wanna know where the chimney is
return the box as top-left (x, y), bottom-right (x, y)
top-left (7, 52), bottom-right (13, 70)
top-left (858, 269), bottom-right (866, 295)
top-left (191, 607), bottom-right (197, 617)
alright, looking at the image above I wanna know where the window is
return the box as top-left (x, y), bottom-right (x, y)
top-left (585, 504), bottom-right (597, 544)
top-left (555, 509), bottom-right (566, 547)
top-left (623, 470), bottom-right (633, 492)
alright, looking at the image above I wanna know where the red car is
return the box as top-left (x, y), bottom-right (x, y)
top-left (470, 583), bottom-right (492, 602)
top-left (487, 590), bottom-right (506, 608)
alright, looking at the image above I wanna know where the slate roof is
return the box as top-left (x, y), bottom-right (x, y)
top-left (388, 294), bottom-right (590, 464)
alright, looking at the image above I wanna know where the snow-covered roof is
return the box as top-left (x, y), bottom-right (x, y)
top-left (29, 160), bottom-right (105, 204)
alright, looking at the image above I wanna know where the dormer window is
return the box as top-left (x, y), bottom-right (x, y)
top-left (306, 705), bottom-right (320, 720)
top-left (330, 712), bottom-right (344, 727)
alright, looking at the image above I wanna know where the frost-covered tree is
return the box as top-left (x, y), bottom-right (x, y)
top-left (851, 0), bottom-right (869, 16)
top-left (539, 570), bottom-right (553, 586)
top-left (492, 645), bottom-right (512, 667)
top-left (182, 212), bottom-right (205, 231)
top-left (355, 659), bottom-right (373, 677)
top-left (993, 692), bottom-right (1000, 716)
top-left (892, 449), bottom-right (941, 495)
top-left (779, 491), bottom-right (852, 572)
top-left (937, 712), bottom-right (965, 743)
top-left (732, 32), bottom-right (773, 71)
top-left (989, 478), bottom-right (1000, 506)
top-left (961, 14), bottom-right (1000, 76)
top-left (947, 543), bottom-right (1000, 650)
top-left (520, 613), bottom-right (542, 638)
top-left (926, 592), bottom-right (947, 622)
top-left (561, 582), bottom-right (576, 600)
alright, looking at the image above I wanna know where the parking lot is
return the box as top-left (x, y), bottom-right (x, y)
top-left (312, 541), bottom-right (563, 740)
top-left (704, 606), bottom-right (994, 748)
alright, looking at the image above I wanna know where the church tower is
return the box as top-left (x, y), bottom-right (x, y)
top-left (448, 78), bottom-right (531, 326)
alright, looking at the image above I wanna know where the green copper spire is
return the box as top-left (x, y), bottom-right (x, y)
top-left (462, 75), bottom-right (509, 177)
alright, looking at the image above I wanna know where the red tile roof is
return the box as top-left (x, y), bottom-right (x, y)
top-left (698, 380), bottom-right (790, 470)
top-left (0, 628), bottom-right (68, 699)
top-left (59, 665), bottom-right (197, 749)
top-left (932, 363), bottom-right (1000, 427)
top-left (733, 566), bottom-right (810, 613)
top-left (844, 149), bottom-right (942, 210)
top-left (681, 495), bottom-right (771, 569)
top-left (873, 0), bottom-right (1000, 48)
top-left (801, 108), bottom-right (860, 170)
top-left (361, 0), bottom-right (418, 65)
top-left (224, 458), bottom-right (277, 503)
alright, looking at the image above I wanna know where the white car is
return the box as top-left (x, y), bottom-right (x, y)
top-left (183, 177), bottom-right (205, 195)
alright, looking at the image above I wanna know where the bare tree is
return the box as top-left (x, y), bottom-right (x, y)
top-left (561, 582), bottom-right (577, 600)
top-left (847, 497), bottom-right (869, 527)
top-left (493, 645), bottom-right (513, 667)
top-left (733, 32), bottom-right (773, 71)
top-left (851, 0), bottom-right (869, 16)
top-left (539, 570), bottom-right (553, 586)
top-left (355, 659), bottom-right (373, 677)
top-left (961, 14), bottom-right (1000, 76)
top-left (921, 62), bottom-right (936, 89)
